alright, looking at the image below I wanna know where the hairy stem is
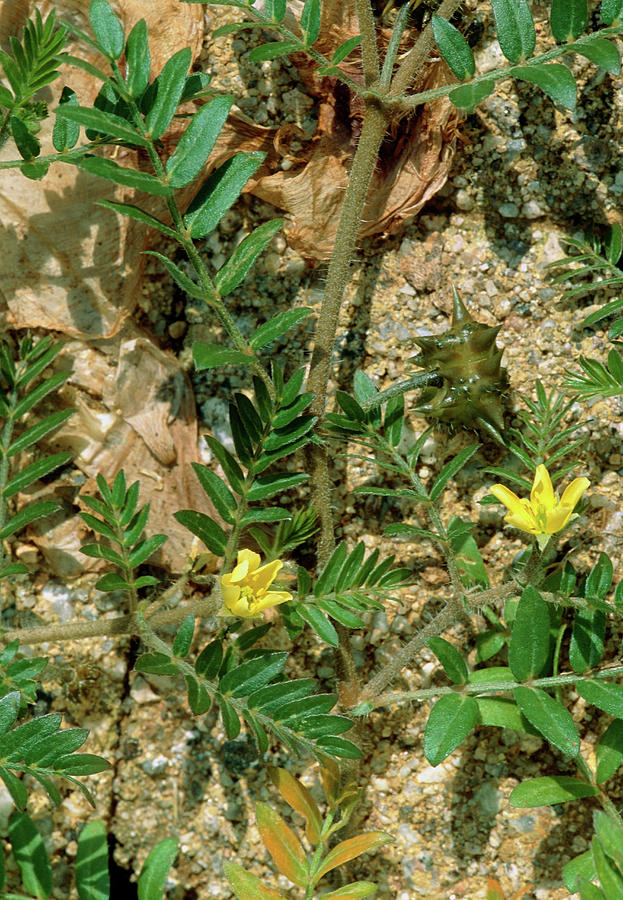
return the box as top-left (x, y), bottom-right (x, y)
top-left (356, 0), bottom-right (380, 86)
top-left (307, 102), bottom-right (388, 564)
top-left (0, 596), bottom-right (221, 646)
top-left (390, 0), bottom-right (462, 97)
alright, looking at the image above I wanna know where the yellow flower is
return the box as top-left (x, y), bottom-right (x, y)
top-left (219, 549), bottom-right (292, 618)
top-left (490, 464), bottom-right (590, 550)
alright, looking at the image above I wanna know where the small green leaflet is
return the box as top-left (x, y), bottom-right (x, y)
top-left (569, 608), bottom-right (605, 673)
top-left (75, 819), bottom-right (110, 900)
top-left (424, 694), bottom-right (479, 765)
top-left (74, 156), bottom-right (172, 196)
top-left (174, 509), bottom-right (227, 556)
top-left (56, 105), bottom-right (151, 146)
top-left (426, 637), bottom-right (468, 684)
top-left (550, 0), bottom-right (588, 42)
top-left (250, 308), bottom-right (314, 350)
top-left (143, 251), bottom-right (206, 298)
top-left (512, 64), bottom-right (576, 111)
top-left (576, 680), bottom-right (623, 718)
top-left (513, 687), bottom-right (580, 756)
top-left (510, 776), bottom-right (598, 807)
top-left (9, 811), bottom-right (53, 898)
top-left (193, 343), bottom-right (254, 370)
top-left (490, 0), bottom-right (536, 63)
top-left (248, 41), bottom-right (300, 62)
top-left (563, 850), bottom-right (596, 893)
top-left (596, 720), bottom-right (623, 783)
top-left (215, 219), bottom-right (284, 296)
top-left (101, 203), bottom-right (178, 240)
top-left (429, 444), bottom-right (479, 502)
top-left (165, 95), bottom-right (233, 188)
top-left (601, 0), bottom-right (623, 26)
top-left (508, 586), bottom-right (549, 681)
top-left (432, 16), bottom-right (475, 80)
top-left (0, 500), bottom-right (58, 540)
top-left (184, 152), bottom-right (265, 239)
top-left (301, 0), bottom-right (321, 46)
top-left (89, 0), bottom-right (125, 60)
top-left (53, 86), bottom-right (80, 151)
top-left (145, 47), bottom-right (191, 139)
top-left (124, 19), bottom-right (150, 98)
top-left (10, 115), bottom-right (40, 160)
top-left (137, 838), bottom-right (178, 900)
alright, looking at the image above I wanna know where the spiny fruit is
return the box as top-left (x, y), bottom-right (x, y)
top-left (411, 289), bottom-right (508, 437)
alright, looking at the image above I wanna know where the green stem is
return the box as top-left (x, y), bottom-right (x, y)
top-left (307, 102), bottom-right (388, 565)
top-left (356, 0), bottom-right (380, 86)
top-left (119, 81), bottom-right (275, 399)
top-left (390, 0), bottom-right (462, 97)
top-left (399, 24), bottom-right (623, 111)
top-left (362, 663), bottom-right (623, 712)
top-left (553, 622), bottom-right (566, 705)
top-left (0, 413), bottom-right (15, 570)
top-left (358, 371), bottom-right (442, 410)
top-left (0, 139), bottom-right (112, 170)
top-left (0, 595), bottom-right (222, 646)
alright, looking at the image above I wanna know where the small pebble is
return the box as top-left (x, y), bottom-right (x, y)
top-left (499, 202), bottom-right (519, 218)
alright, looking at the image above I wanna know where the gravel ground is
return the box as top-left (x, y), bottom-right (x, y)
top-left (3, 3), bottom-right (623, 899)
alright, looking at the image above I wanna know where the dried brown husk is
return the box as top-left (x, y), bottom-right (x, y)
top-left (0, 0), bottom-right (204, 339)
top-left (208, 0), bottom-right (460, 260)
top-left (0, 1), bottom-right (212, 574)
top-left (26, 326), bottom-right (214, 575)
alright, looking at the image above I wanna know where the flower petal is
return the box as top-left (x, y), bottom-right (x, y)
top-left (227, 594), bottom-right (255, 617)
top-left (559, 476), bottom-right (590, 512)
top-left (229, 558), bottom-right (250, 583)
top-left (531, 464), bottom-right (555, 511)
top-left (490, 484), bottom-right (523, 513)
top-left (248, 559), bottom-right (282, 593)
top-left (505, 511), bottom-right (539, 534)
top-left (252, 589), bottom-right (292, 612)
top-left (237, 549), bottom-right (261, 573)
top-left (220, 580), bottom-right (241, 609)
top-left (544, 506), bottom-right (573, 534)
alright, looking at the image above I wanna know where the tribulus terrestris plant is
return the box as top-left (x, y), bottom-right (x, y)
top-left (0, 0), bottom-right (623, 897)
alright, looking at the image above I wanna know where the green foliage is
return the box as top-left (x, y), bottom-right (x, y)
top-left (563, 348), bottom-right (623, 400)
top-left (484, 380), bottom-right (584, 490)
top-left (175, 369), bottom-right (315, 557)
top-left (135, 624), bottom-right (360, 761)
top-left (0, 336), bottom-right (74, 576)
top-left (547, 224), bottom-right (623, 339)
top-left (0, 690), bottom-right (108, 810)
top-left (0, 9), bottom-right (68, 162)
top-left (283, 542), bottom-right (411, 648)
top-left (0, 641), bottom-right (47, 710)
top-left (79, 470), bottom-right (167, 595)
top-left (225, 764), bottom-right (391, 898)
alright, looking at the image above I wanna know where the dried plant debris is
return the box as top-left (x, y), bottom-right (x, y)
top-left (209, 0), bottom-right (460, 260)
top-left (24, 328), bottom-right (217, 575)
top-left (0, 0), bottom-right (204, 339)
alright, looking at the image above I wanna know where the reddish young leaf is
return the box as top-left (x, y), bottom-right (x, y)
top-left (314, 832), bottom-right (394, 884)
top-left (255, 802), bottom-right (309, 888)
top-left (322, 882), bottom-right (378, 898)
top-left (224, 861), bottom-right (286, 900)
top-left (486, 879), bottom-right (505, 900)
top-left (269, 767), bottom-right (323, 845)
top-left (320, 759), bottom-right (341, 806)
